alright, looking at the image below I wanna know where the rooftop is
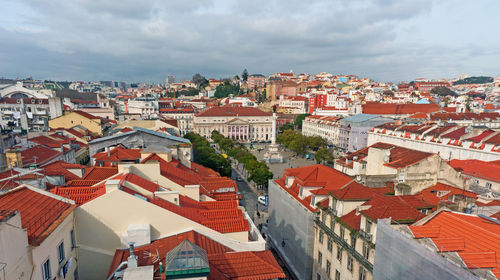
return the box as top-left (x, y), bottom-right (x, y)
top-left (0, 186), bottom-right (75, 245)
top-left (409, 211), bottom-right (500, 278)
top-left (196, 106), bottom-right (272, 117)
top-left (107, 231), bottom-right (285, 280)
top-left (449, 159), bottom-right (500, 183)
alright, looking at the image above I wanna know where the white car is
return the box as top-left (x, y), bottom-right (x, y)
top-left (257, 196), bottom-right (267, 206)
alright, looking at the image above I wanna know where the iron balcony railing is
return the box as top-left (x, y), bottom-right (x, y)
top-left (359, 229), bottom-right (372, 242)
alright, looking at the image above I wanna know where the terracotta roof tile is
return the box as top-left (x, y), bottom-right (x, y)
top-left (19, 145), bottom-right (63, 167)
top-left (409, 211), bottom-right (500, 277)
top-left (107, 231), bottom-right (285, 280)
top-left (83, 166), bottom-right (118, 181)
top-left (0, 186), bottom-right (74, 245)
top-left (362, 102), bottom-right (440, 115)
top-left (50, 185), bottom-right (105, 205)
top-left (196, 106), bottom-right (272, 117)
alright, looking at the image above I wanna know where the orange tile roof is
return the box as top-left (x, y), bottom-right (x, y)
top-left (149, 194), bottom-right (249, 234)
top-left (362, 102), bottom-right (440, 115)
top-left (83, 166), bottom-right (118, 181)
top-left (92, 146), bottom-right (142, 165)
top-left (107, 231), bottom-right (285, 280)
top-left (336, 142), bottom-right (433, 169)
top-left (275, 164), bottom-right (362, 212)
top-left (409, 211), bottom-right (500, 277)
top-left (418, 182), bottom-right (477, 209)
top-left (449, 159), bottom-right (500, 183)
top-left (0, 186), bottom-right (74, 245)
top-left (43, 160), bottom-right (85, 181)
top-left (360, 194), bottom-right (428, 223)
top-left (20, 145), bottom-right (63, 167)
top-left (196, 106), bottom-right (272, 117)
top-left (50, 185), bottom-right (105, 205)
top-left (142, 153), bottom-right (238, 198)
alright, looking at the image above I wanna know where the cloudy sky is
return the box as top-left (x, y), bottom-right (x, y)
top-left (1, 0), bottom-right (499, 83)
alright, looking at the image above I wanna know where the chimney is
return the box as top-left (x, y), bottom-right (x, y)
top-left (106, 146), bottom-right (111, 158)
top-left (127, 242), bottom-right (138, 268)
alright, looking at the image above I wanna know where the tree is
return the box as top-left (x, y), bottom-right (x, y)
top-left (309, 136), bottom-right (327, 151)
top-left (289, 134), bottom-right (308, 155)
top-left (192, 73), bottom-right (208, 89)
top-left (214, 83), bottom-right (241, 98)
top-left (453, 76), bottom-right (493, 85)
top-left (430, 86), bottom-right (457, 97)
top-left (315, 148), bottom-right (334, 164)
top-left (295, 114), bottom-right (310, 129)
top-left (279, 122), bottom-right (295, 133)
top-left (242, 69), bottom-right (249, 82)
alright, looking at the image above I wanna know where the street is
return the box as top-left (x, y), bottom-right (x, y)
top-left (232, 168), bottom-right (267, 222)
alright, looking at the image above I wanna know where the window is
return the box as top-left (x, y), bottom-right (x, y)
top-left (365, 220), bottom-right (372, 233)
top-left (326, 260), bottom-right (331, 277)
top-left (363, 242), bottom-right (370, 260)
top-left (330, 216), bottom-right (335, 230)
top-left (486, 182), bottom-right (492, 189)
top-left (347, 255), bottom-right (353, 272)
top-left (321, 211), bottom-right (326, 222)
top-left (327, 238), bottom-right (333, 252)
top-left (335, 270), bottom-right (341, 280)
top-left (58, 241), bottom-right (65, 264)
top-left (359, 268), bottom-right (366, 280)
top-left (70, 229), bottom-right (76, 250)
top-left (319, 230), bottom-right (324, 243)
top-left (318, 251), bottom-right (322, 266)
top-left (340, 226), bottom-right (345, 240)
top-left (42, 259), bottom-right (51, 280)
top-left (336, 246), bottom-right (342, 262)
top-left (351, 235), bottom-right (357, 249)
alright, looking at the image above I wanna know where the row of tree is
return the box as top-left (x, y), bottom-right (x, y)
top-left (211, 131), bottom-right (273, 186)
top-left (277, 129), bottom-right (335, 164)
top-left (184, 132), bottom-right (232, 177)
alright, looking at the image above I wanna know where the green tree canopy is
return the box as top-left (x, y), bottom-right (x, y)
top-left (242, 69), bottom-right (249, 82)
top-left (315, 148), bottom-right (335, 164)
top-left (295, 114), bottom-right (310, 129)
top-left (192, 73), bottom-right (209, 89)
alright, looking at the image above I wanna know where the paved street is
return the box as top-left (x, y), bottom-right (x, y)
top-left (232, 168), bottom-right (268, 222)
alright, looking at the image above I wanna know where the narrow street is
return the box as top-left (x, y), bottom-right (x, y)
top-left (232, 168), bottom-right (267, 222)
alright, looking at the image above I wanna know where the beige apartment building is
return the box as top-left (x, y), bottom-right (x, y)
top-left (193, 105), bottom-right (275, 142)
top-left (312, 187), bottom-right (430, 280)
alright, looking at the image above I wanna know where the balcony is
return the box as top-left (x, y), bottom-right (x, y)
top-left (360, 229), bottom-right (372, 242)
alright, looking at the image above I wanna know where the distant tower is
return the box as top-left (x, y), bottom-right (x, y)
top-left (166, 75), bottom-right (176, 86)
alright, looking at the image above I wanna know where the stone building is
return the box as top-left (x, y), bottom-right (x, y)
top-left (193, 105), bottom-right (275, 142)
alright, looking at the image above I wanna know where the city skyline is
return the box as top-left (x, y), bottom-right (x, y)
top-left (1, 0), bottom-right (500, 83)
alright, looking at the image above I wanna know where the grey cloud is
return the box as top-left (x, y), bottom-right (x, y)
top-left (0, 0), bottom-right (498, 82)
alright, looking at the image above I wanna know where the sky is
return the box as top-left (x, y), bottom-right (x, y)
top-left (1, 0), bottom-right (499, 83)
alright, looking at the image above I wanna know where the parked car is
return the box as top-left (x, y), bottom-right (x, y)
top-left (236, 176), bottom-right (243, 182)
top-left (258, 195), bottom-right (267, 206)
